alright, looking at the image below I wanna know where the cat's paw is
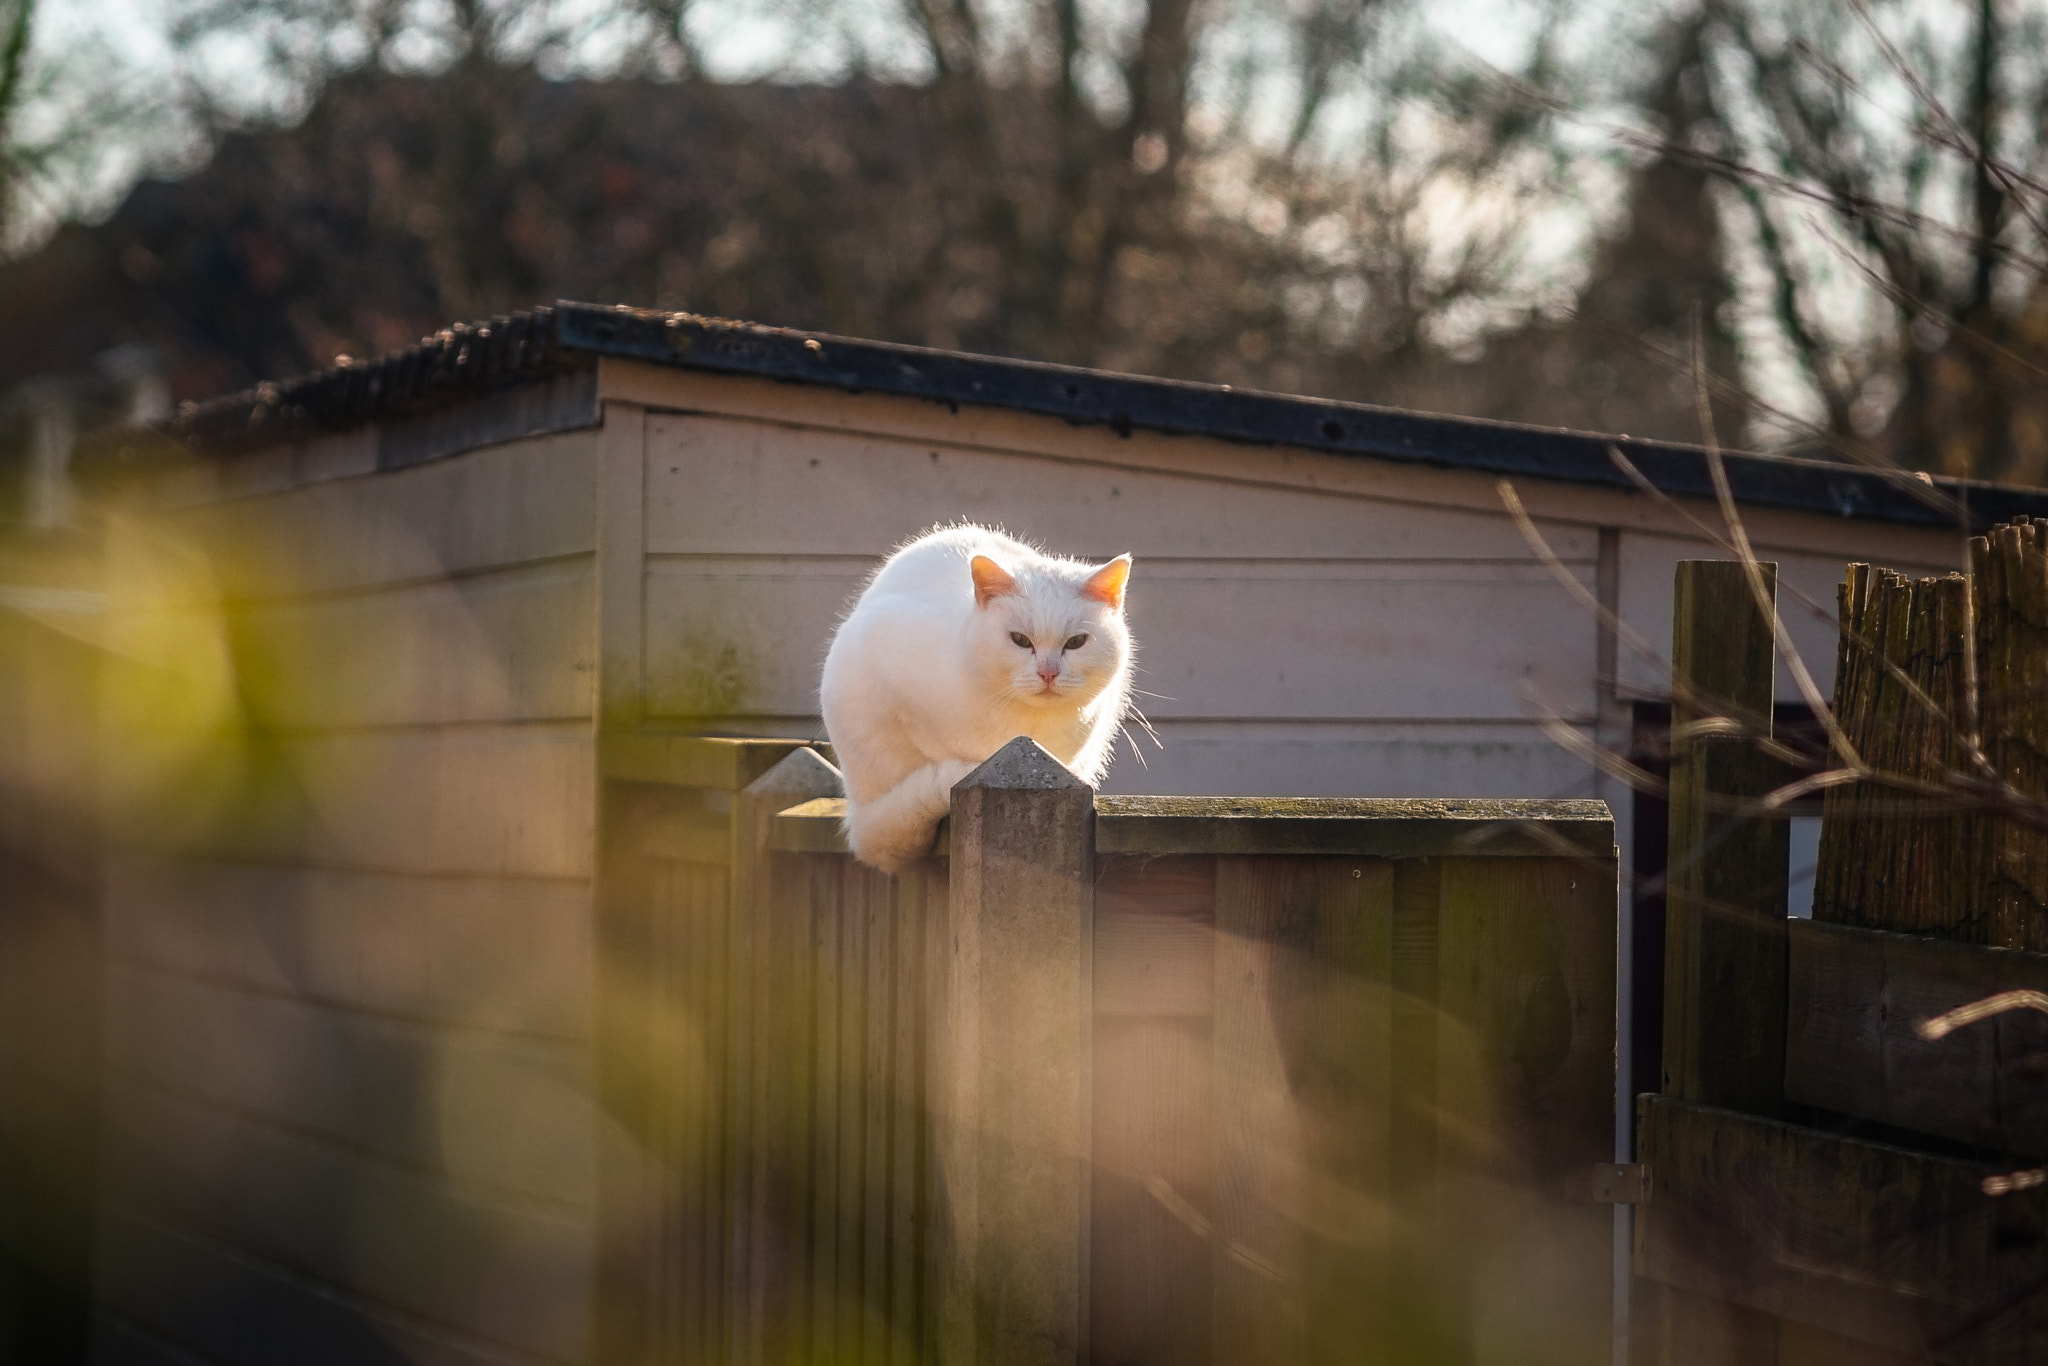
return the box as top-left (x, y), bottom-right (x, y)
top-left (931, 757), bottom-right (978, 794)
top-left (848, 816), bottom-right (939, 876)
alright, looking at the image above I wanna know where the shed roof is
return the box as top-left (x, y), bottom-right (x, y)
top-left (145, 300), bottom-right (2044, 530)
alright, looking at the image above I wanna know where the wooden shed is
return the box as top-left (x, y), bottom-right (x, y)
top-left (28, 302), bottom-right (2048, 1364)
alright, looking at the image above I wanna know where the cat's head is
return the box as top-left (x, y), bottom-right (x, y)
top-left (966, 551), bottom-right (1132, 709)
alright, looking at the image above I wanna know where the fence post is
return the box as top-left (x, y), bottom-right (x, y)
top-left (1651, 561), bottom-right (1790, 1365)
top-left (1660, 559), bottom-right (1789, 1114)
top-left (731, 747), bottom-right (844, 1365)
top-left (940, 737), bottom-right (1095, 1366)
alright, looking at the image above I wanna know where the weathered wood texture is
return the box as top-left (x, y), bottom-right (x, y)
top-left (1613, 533), bottom-right (1901, 703)
top-left (1816, 522), bottom-right (2048, 947)
top-left (1786, 919), bottom-right (2048, 1159)
top-left (1633, 559), bottom-right (2048, 1366)
top-left (731, 746), bottom-right (924, 1366)
top-left (765, 794), bottom-right (1613, 860)
top-left (1637, 1094), bottom-right (2048, 1365)
top-left (1816, 563), bottom-right (1982, 940)
top-left (749, 752), bottom-right (1618, 1366)
top-left (1662, 560), bottom-right (1790, 1115)
top-left (1970, 524), bottom-right (2048, 946)
top-left (1091, 853), bottom-right (1223, 1366)
top-left (173, 427), bottom-right (598, 599)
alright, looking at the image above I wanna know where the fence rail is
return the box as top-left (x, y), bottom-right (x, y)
top-left (596, 735), bottom-right (1620, 1364)
top-left (1636, 551), bottom-right (2048, 1366)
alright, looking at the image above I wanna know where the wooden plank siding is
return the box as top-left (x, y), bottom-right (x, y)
top-left (99, 1085), bottom-right (593, 1358)
top-left (0, 550), bottom-right (104, 1360)
top-left (225, 558), bottom-right (596, 729)
top-left (102, 859), bottom-right (592, 1039)
top-left (170, 429), bottom-right (600, 601)
top-left (632, 412), bottom-right (1621, 801)
top-left (103, 963), bottom-right (593, 1205)
top-left (94, 1212), bottom-right (533, 1366)
top-left (616, 368), bottom-right (1969, 758)
top-left (94, 422), bottom-right (605, 1366)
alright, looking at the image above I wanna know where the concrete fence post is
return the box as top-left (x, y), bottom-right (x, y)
top-left (938, 736), bottom-right (1095, 1365)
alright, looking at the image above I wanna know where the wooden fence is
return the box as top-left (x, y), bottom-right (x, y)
top-left (1636, 548), bottom-right (2048, 1366)
top-left (594, 733), bottom-right (1620, 1365)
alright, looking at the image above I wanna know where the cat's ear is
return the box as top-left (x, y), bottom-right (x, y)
top-left (970, 554), bottom-right (1017, 607)
top-left (1082, 554), bottom-right (1132, 610)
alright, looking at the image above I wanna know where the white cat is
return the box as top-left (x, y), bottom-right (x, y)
top-left (820, 523), bottom-right (1134, 874)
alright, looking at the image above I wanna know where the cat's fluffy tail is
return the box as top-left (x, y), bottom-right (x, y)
top-left (843, 758), bottom-right (976, 875)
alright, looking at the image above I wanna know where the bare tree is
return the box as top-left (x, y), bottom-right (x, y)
top-left (0, 0), bottom-right (37, 242)
top-left (1676, 0), bottom-right (2048, 480)
top-left (114, 0), bottom-right (1582, 396)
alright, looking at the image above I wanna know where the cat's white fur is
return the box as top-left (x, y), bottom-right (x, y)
top-left (820, 524), bottom-right (1134, 873)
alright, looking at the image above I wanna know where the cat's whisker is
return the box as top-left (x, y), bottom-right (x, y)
top-left (1124, 704), bottom-right (1165, 755)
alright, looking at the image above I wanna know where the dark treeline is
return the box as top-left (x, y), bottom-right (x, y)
top-left (2, 0), bottom-right (2047, 477)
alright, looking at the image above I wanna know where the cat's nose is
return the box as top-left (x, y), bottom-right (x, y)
top-left (1036, 659), bottom-right (1061, 683)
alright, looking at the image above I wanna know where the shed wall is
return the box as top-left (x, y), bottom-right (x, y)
top-left (607, 363), bottom-right (1963, 808)
top-left (96, 428), bottom-right (602, 1366)
top-left (0, 535), bottom-right (105, 1359)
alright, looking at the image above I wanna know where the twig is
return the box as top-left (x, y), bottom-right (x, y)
top-left (1691, 310), bottom-right (1863, 771)
top-left (1916, 989), bottom-right (2048, 1041)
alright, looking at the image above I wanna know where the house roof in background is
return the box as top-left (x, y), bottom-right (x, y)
top-left (135, 300), bottom-right (2043, 530)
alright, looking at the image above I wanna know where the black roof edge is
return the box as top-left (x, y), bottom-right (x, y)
top-left (113, 300), bottom-right (2048, 531)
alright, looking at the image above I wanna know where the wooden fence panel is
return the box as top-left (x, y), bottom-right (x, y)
top-left (1786, 919), bottom-right (2048, 1159)
top-left (896, 862), bottom-right (941, 1366)
top-left (592, 737), bottom-right (822, 1366)
top-left (735, 759), bottom-right (942, 1366)
top-left (1091, 854), bottom-right (1218, 1366)
top-left (1213, 856), bottom-right (1394, 1366)
top-left (731, 749), bottom-right (845, 1365)
top-left (1639, 551), bottom-right (2048, 1366)
top-left (1637, 1094), bottom-right (2048, 1365)
top-left (600, 736), bottom-right (1616, 1366)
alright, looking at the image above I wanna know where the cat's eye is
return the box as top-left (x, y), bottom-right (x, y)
top-left (1009, 632), bottom-right (1033, 649)
top-left (1064, 634), bottom-right (1089, 651)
